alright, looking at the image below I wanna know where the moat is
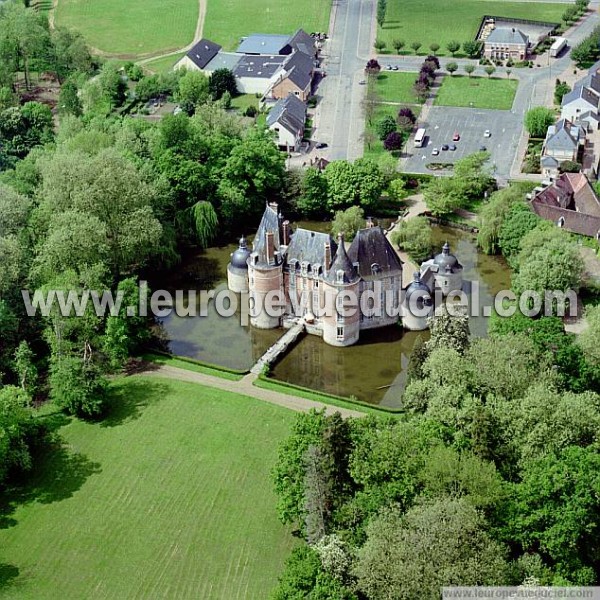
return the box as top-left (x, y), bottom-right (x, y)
top-left (156, 224), bottom-right (511, 407)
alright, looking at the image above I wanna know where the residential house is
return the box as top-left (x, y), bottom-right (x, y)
top-left (175, 29), bottom-right (316, 99)
top-left (483, 27), bottom-right (529, 60)
top-left (540, 119), bottom-right (584, 179)
top-left (268, 50), bottom-right (314, 101)
top-left (266, 94), bottom-right (307, 150)
top-left (529, 172), bottom-right (600, 238)
top-left (561, 86), bottom-right (600, 123)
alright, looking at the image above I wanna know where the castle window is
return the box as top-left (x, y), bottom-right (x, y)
top-left (290, 273), bottom-right (296, 288)
top-left (336, 326), bottom-right (344, 340)
top-left (250, 276), bottom-right (254, 286)
top-left (314, 279), bottom-right (319, 288)
top-left (336, 270), bottom-right (344, 284)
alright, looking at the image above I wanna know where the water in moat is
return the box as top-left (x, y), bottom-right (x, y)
top-left (157, 224), bottom-right (510, 407)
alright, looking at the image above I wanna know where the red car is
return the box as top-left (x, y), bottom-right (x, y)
top-left (452, 131), bottom-right (460, 141)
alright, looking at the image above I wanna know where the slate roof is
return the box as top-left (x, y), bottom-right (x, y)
top-left (485, 27), bottom-right (528, 45)
top-left (285, 228), bottom-right (337, 269)
top-left (288, 29), bottom-right (315, 56)
top-left (266, 94), bottom-right (306, 136)
top-left (237, 34), bottom-right (291, 55)
top-left (530, 173), bottom-right (600, 237)
top-left (544, 119), bottom-right (581, 153)
top-left (347, 226), bottom-right (403, 281)
top-left (282, 50), bottom-right (314, 91)
top-left (326, 235), bottom-right (360, 284)
top-left (185, 39), bottom-right (222, 69)
top-left (562, 85), bottom-right (600, 109)
top-left (233, 54), bottom-right (287, 79)
top-left (203, 51), bottom-right (241, 72)
top-left (574, 71), bottom-right (600, 96)
top-left (252, 204), bottom-right (282, 264)
top-left (541, 155), bottom-right (559, 167)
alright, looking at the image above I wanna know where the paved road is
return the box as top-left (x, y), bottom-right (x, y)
top-left (316, 0), bottom-right (375, 161)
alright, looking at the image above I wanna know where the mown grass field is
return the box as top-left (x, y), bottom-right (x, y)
top-left (0, 377), bottom-right (295, 599)
top-left (373, 72), bottom-right (422, 104)
top-left (55, 0), bottom-right (198, 56)
top-left (378, 0), bottom-right (565, 56)
top-left (435, 75), bottom-right (518, 110)
top-left (203, 0), bottom-right (332, 50)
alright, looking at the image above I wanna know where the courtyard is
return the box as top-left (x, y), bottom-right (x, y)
top-left (403, 105), bottom-right (522, 178)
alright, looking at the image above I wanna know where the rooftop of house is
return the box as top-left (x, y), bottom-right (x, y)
top-left (325, 234), bottom-right (360, 284)
top-left (288, 29), bottom-right (315, 56)
top-left (561, 85), bottom-right (600, 109)
top-left (530, 172), bottom-right (600, 237)
top-left (185, 38), bottom-right (222, 69)
top-left (236, 29), bottom-right (314, 56)
top-left (233, 54), bottom-right (287, 79)
top-left (347, 225), bottom-right (403, 281)
top-left (574, 71), bottom-right (600, 96)
top-left (203, 51), bottom-right (242, 72)
top-left (237, 33), bottom-right (294, 55)
top-left (266, 93), bottom-right (307, 135)
top-left (280, 50), bottom-right (314, 90)
top-left (544, 119), bottom-right (582, 152)
top-left (485, 27), bottom-right (528, 45)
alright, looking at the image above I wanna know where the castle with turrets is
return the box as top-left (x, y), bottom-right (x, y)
top-left (227, 203), bottom-right (464, 347)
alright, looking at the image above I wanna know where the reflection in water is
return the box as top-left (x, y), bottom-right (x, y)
top-left (156, 226), bottom-right (511, 407)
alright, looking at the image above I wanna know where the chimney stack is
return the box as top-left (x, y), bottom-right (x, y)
top-left (324, 242), bottom-right (332, 274)
top-left (282, 220), bottom-right (291, 245)
top-left (266, 231), bottom-right (275, 265)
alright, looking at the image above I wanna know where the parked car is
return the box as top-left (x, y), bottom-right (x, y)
top-left (449, 144), bottom-right (457, 151)
top-left (316, 142), bottom-right (328, 149)
top-left (392, 66), bottom-right (399, 71)
top-left (441, 144), bottom-right (449, 151)
top-left (480, 145), bottom-right (487, 152)
top-left (452, 131), bottom-right (460, 141)
top-left (386, 64), bottom-right (393, 70)
top-left (359, 80), bottom-right (366, 85)
top-left (432, 147), bottom-right (440, 155)
top-left (484, 129), bottom-right (491, 137)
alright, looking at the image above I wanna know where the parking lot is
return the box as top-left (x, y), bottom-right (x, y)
top-left (403, 106), bottom-right (522, 178)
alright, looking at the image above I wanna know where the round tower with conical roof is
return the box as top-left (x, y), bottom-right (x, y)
top-left (227, 237), bottom-right (251, 293)
top-left (402, 272), bottom-right (433, 331)
top-left (432, 242), bottom-right (463, 296)
top-left (321, 233), bottom-right (361, 347)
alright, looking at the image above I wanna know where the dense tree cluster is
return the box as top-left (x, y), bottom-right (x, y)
top-left (272, 295), bottom-right (600, 596)
top-left (424, 151), bottom-right (494, 217)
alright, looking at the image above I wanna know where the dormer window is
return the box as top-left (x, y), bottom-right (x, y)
top-left (336, 270), bottom-right (344, 284)
top-left (557, 216), bottom-right (565, 228)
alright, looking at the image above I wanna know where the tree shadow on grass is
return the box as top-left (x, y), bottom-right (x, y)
top-left (100, 378), bottom-right (169, 428)
top-left (0, 564), bottom-right (20, 590)
top-left (0, 436), bottom-right (101, 529)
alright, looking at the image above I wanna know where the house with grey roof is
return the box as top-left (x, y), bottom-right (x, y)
top-left (561, 85), bottom-right (600, 123)
top-left (266, 94), bottom-right (307, 150)
top-left (541, 119), bottom-right (584, 178)
top-left (483, 27), bottom-right (529, 60)
top-left (175, 39), bottom-right (222, 71)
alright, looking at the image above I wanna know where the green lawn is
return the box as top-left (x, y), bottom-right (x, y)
top-left (0, 377), bottom-right (295, 599)
top-left (230, 93), bottom-right (260, 113)
top-left (378, 0), bottom-right (565, 56)
top-left (203, 0), bottom-right (332, 50)
top-left (364, 104), bottom-right (422, 160)
top-left (55, 0), bottom-right (198, 56)
top-left (144, 52), bottom-right (187, 74)
top-left (435, 75), bottom-right (518, 110)
top-left (373, 72), bottom-right (422, 104)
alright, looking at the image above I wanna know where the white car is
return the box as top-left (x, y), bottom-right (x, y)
top-left (432, 147), bottom-right (439, 155)
top-left (484, 129), bottom-right (492, 137)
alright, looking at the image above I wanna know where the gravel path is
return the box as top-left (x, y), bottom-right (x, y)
top-left (140, 365), bottom-right (366, 418)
